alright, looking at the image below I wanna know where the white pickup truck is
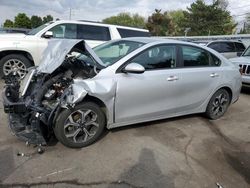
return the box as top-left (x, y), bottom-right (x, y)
top-left (0, 20), bottom-right (150, 78)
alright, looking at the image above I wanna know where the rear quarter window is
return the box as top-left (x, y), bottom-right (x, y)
top-left (117, 28), bottom-right (150, 38)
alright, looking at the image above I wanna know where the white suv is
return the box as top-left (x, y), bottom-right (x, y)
top-left (0, 20), bottom-right (150, 78)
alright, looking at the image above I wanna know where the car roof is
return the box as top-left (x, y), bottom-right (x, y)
top-left (53, 20), bottom-right (149, 32)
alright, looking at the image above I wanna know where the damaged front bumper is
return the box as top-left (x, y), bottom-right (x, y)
top-left (3, 87), bottom-right (48, 146)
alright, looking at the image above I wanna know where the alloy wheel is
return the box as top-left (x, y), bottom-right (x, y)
top-left (64, 109), bottom-right (99, 144)
top-left (211, 93), bottom-right (229, 117)
top-left (3, 59), bottom-right (27, 79)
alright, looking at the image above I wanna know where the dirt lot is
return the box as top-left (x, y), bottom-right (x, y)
top-left (0, 80), bottom-right (250, 188)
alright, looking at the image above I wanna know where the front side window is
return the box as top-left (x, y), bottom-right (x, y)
top-left (48, 24), bottom-right (77, 39)
top-left (93, 40), bottom-right (144, 66)
top-left (181, 46), bottom-right (210, 67)
top-left (77, 25), bottom-right (111, 41)
top-left (129, 45), bottom-right (176, 70)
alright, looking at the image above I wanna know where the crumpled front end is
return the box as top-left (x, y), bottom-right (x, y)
top-left (2, 39), bottom-right (105, 146)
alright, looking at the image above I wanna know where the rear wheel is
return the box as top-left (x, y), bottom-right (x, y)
top-left (206, 89), bottom-right (230, 120)
top-left (54, 102), bottom-right (106, 148)
top-left (0, 54), bottom-right (32, 79)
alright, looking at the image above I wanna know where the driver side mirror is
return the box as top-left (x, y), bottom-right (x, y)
top-left (43, 31), bottom-right (53, 38)
top-left (123, 63), bottom-right (145, 74)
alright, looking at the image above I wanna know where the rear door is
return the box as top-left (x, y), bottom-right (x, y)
top-left (173, 45), bottom-right (223, 113)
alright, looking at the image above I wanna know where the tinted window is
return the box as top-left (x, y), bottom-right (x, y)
top-left (220, 42), bottom-right (235, 53)
top-left (208, 43), bottom-right (221, 52)
top-left (129, 45), bottom-right (176, 70)
top-left (235, 42), bottom-right (245, 52)
top-left (181, 46), bottom-right (210, 67)
top-left (48, 24), bottom-right (77, 39)
top-left (77, 25), bottom-right (111, 41)
top-left (117, 28), bottom-right (150, 38)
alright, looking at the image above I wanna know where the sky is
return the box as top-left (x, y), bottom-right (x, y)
top-left (0, 0), bottom-right (249, 29)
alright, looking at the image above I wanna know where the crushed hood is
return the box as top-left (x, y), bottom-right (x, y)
top-left (37, 39), bottom-right (105, 74)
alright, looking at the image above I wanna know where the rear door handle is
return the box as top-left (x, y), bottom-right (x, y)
top-left (167, 76), bottom-right (179, 81)
top-left (210, 73), bottom-right (219, 78)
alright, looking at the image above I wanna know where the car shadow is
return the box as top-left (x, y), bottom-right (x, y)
top-left (241, 86), bottom-right (250, 94)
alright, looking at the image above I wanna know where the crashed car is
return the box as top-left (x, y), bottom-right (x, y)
top-left (3, 38), bottom-right (241, 148)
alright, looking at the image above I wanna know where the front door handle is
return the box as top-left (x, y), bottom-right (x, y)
top-left (210, 73), bottom-right (219, 78)
top-left (167, 76), bottom-right (179, 81)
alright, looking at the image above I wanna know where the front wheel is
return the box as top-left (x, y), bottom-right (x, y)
top-left (54, 102), bottom-right (106, 148)
top-left (205, 89), bottom-right (231, 120)
top-left (0, 54), bottom-right (32, 79)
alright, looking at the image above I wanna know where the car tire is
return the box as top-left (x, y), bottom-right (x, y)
top-left (205, 89), bottom-right (231, 120)
top-left (0, 54), bottom-right (32, 79)
top-left (54, 102), bottom-right (106, 148)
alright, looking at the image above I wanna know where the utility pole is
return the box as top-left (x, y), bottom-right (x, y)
top-left (69, 8), bottom-right (72, 20)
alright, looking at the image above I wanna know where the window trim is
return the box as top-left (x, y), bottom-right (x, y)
top-left (116, 44), bottom-right (179, 73)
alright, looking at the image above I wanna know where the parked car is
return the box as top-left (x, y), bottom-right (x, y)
top-left (230, 45), bottom-right (250, 86)
top-left (205, 40), bottom-right (246, 59)
top-left (3, 38), bottom-right (241, 148)
top-left (0, 20), bottom-right (150, 78)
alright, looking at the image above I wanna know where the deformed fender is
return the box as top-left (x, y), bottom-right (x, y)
top-left (64, 78), bottom-right (117, 125)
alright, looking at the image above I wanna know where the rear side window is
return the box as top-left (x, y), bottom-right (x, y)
top-left (181, 46), bottom-right (210, 67)
top-left (220, 42), bottom-right (235, 53)
top-left (235, 42), bottom-right (245, 52)
top-left (77, 24), bottom-right (111, 41)
top-left (117, 28), bottom-right (150, 38)
top-left (208, 43), bottom-right (221, 52)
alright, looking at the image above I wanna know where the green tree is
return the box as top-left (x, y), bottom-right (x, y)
top-left (31, 15), bottom-right (43, 28)
top-left (103, 13), bottom-right (146, 28)
top-left (181, 0), bottom-right (236, 36)
top-left (43, 15), bottom-right (53, 24)
top-left (169, 10), bottom-right (185, 36)
top-left (14, 13), bottom-right (31, 28)
top-left (3, 19), bottom-right (14, 28)
top-left (146, 9), bottom-right (174, 36)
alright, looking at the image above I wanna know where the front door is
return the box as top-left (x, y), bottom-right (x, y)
top-left (114, 45), bottom-right (180, 123)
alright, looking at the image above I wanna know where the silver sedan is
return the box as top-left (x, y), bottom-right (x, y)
top-left (3, 38), bottom-right (242, 148)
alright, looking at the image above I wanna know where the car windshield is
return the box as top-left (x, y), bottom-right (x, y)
top-left (27, 22), bottom-right (53, 35)
top-left (242, 46), bottom-right (250, 56)
top-left (92, 40), bottom-right (145, 67)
